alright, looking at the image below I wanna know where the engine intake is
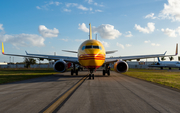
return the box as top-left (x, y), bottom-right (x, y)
top-left (114, 61), bottom-right (128, 73)
top-left (53, 60), bottom-right (67, 72)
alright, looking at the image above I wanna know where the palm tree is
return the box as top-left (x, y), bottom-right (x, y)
top-left (24, 58), bottom-right (36, 68)
top-left (178, 56), bottom-right (180, 61)
top-left (169, 56), bottom-right (174, 61)
top-left (161, 57), bottom-right (166, 61)
top-left (37, 58), bottom-right (44, 64)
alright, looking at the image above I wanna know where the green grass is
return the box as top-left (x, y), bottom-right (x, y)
top-left (123, 69), bottom-right (180, 90)
top-left (0, 68), bottom-right (58, 84)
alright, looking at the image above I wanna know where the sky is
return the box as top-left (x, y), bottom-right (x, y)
top-left (0, 0), bottom-right (180, 63)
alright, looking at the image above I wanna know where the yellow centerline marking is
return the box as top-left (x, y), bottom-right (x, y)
top-left (43, 76), bottom-right (87, 113)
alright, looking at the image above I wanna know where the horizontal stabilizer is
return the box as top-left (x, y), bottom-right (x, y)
top-left (106, 50), bottom-right (118, 54)
top-left (62, 50), bottom-right (78, 53)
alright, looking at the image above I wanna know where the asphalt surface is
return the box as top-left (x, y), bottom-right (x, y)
top-left (0, 72), bottom-right (87, 113)
top-left (0, 71), bottom-right (180, 113)
top-left (58, 71), bottom-right (180, 113)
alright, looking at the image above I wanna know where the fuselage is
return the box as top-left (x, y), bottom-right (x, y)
top-left (157, 61), bottom-right (180, 67)
top-left (78, 39), bottom-right (106, 69)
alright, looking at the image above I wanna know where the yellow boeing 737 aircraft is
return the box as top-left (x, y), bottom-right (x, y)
top-left (1, 23), bottom-right (178, 79)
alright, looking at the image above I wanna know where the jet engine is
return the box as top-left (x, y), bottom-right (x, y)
top-left (53, 60), bottom-right (68, 72)
top-left (114, 61), bottom-right (128, 73)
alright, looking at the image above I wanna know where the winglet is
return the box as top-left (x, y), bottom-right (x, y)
top-left (164, 51), bottom-right (167, 55)
top-left (25, 51), bottom-right (28, 55)
top-left (89, 23), bottom-right (92, 40)
top-left (175, 43), bottom-right (178, 55)
top-left (2, 42), bottom-right (4, 54)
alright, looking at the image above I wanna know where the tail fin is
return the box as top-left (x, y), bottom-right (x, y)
top-left (2, 42), bottom-right (4, 54)
top-left (89, 23), bottom-right (92, 40)
top-left (157, 57), bottom-right (160, 62)
top-left (175, 43), bottom-right (178, 55)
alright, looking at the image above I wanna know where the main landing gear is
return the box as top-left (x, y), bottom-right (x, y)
top-left (89, 69), bottom-right (94, 79)
top-left (71, 63), bottom-right (78, 76)
top-left (103, 64), bottom-right (110, 76)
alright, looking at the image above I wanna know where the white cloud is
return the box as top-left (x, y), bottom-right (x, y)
top-left (66, 3), bottom-right (89, 11)
top-left (60, 39), bottom-right (69, 42)
top-left (101, 41), bottom-right (109, 47)
top-left (36, 6), bottom-right (41, 9)
top-left (78, 23), bottom-right (89, 33)
top-left (86, 0), bottom-right (104, 7)
top-left (144, 40), bottom-right (151, 43)
top-left (63, 8), bottom-right (71, 12)
top-left (38, 25), bottom-right (59, 37)
top-left (0, 33), bottom-right (45, 47)
top-left (78, 23), bottom-right (122, 39)
top-left (37, 1), bottom-right (62, 10)
top-left (75, 39), bottom-right (86, 42)
top-left (116, 42), bottom-right (124, 49)
top-left (93, 24), bottom-right (122, 39)
top-left (66, 3), bottom-right (77, 7)
top-left (176, 27), bottom-right (180, 35)
top-left (90, 7), bottom-right (93, 11)
top-left (86, 0), bottom-right (93, 4)
top-left (95, 9), bottom-right (103, 12)
top-left (0, 24), bottom-right (4, 30)
top-left (151, 43), bottom-right (160, 46)
top-left (145, 13), bottom-right (157, 19)
top-left (159, 0), bottom-right (180, 21)
top-left (126, 44), bottom-right (131, 47)
top-left (77, 5), bottom-right (89, 11)
top-left (135, 22), bottom-right (155, 33)
top-left (161, 28), bottom-right (177, 37)
top-left (124, 31), bottom-right (133, 37)
top-left (54, 2), bottom-right (62, 6)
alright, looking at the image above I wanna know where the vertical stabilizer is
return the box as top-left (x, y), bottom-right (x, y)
top-left (89, 23), bottom-right (92, 40)
top-left (157, 57), bottom-right (160, 62)
top-left (2, 42), bottom-right (4, 54)
top-left (175, 43), bottom-right (178, 55)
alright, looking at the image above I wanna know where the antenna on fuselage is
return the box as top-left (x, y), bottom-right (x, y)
top-left (89, 23), bottom-right (92, 40)
top-left (96, 34), bottom-right (97, 40)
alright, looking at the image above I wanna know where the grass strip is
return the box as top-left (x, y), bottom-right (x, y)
top-left (123, 69), bottom-right (180, 90)
top-left (0, 68), bottom-right (58, 84)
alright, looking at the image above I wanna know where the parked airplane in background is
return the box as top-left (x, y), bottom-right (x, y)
top-left (149, 57), bottom-right (180, 70)
top-left (1, 23), bottom-right (178, 79)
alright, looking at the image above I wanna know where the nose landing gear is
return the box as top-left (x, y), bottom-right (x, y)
top-left (89, 69), bottom-right (94, 79)
top-left (71, 63), bottom-right (78, 76)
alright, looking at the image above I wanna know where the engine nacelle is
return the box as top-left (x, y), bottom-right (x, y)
top-left (114, 61), bottom-right (129, 73)
top-left (53, 60), bottom-right (67, 72)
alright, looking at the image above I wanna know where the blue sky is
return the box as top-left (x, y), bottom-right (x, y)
top-left (0, 0), bottom-right (180, 63)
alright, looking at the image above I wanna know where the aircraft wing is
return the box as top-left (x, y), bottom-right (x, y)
top-left (105, 43), bottom-right (178, 64)
top-left (2, 42), bottom-right (79, 64)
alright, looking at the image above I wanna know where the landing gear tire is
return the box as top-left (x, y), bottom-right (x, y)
top-left (107, 70), bottom-right (110, 76)
top-left (103, 70), bottom-right (105, 76)
top-left (89, 74), bottom-right (91, 79)
top-left (92, 74), bottom-right (94, 79)
top-left (169, 67), bottom-right (171, 70)
top-left (76, 69), bottom-right (78, 75)
top-left (71, 69), bottom-right (74, 76)
top-left (161, 67), bottom-right (163, 70)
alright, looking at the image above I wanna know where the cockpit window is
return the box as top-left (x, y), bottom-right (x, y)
top-left (85, 46), bottom-right (92, 49)
top-left (82, 45), bottom-right (102, 50)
